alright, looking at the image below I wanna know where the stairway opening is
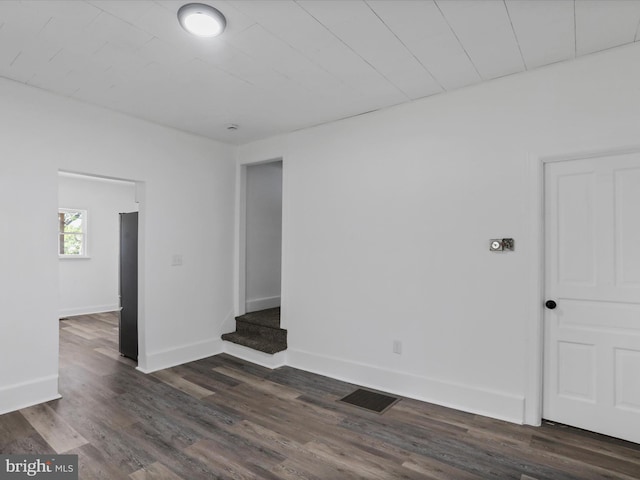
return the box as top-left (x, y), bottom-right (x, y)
top-left (231, 158), bottom-right (284, 355)
top-left (244, 160), bottom-right (282, 313)
top-left (222, 307), bottom-right (287, 354)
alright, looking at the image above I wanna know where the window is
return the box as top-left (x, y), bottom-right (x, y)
top-left (58, 208), bottom-right (87, 257)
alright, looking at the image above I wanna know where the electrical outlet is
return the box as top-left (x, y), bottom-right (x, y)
top-left (393, 340), bottom-right (402, 355)
top-left (172, 254), bottom-right (183, 266)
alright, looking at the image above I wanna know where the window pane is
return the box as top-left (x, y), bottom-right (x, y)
top-left (58, 209), bottom-right (86, 256)
top-left (62, 212), bottom-right (83, 233)
top-left (63, 234), bottom-right (84, 255)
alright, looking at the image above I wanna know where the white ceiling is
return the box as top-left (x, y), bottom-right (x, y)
top-left (1, 0), bottom-right (639, 144)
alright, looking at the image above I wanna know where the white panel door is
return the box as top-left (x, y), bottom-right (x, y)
top-left (544, 152), bottom-right (640, 444)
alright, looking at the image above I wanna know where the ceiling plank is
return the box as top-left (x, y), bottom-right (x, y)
top-left (506, 0), bottom-right (574, 69)
top-left (367, 0), bottom-right (481, 91)
top-left (576, 0), bottom-right (640, 55)
top-left (229, 0), bottom-right (407, 105)
top-left (436, 0), bottom-right (525, 80)
top-left (298, 0), bottom-right (442, 100)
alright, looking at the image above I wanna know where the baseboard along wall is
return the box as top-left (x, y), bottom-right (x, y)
top-left (0, 375), bottom-right (61, 415)
top-left (138, 338), bottom-right (224, 374)
top-left (245, 296), bottom-right (280, 313)
top-left (221, 344), bottom-right (526, 425)
top-left (59, 304), bottom-right (120, 318)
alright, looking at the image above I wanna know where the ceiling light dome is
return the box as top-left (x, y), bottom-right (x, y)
top-left (178, 3), bottom-right (226, 37)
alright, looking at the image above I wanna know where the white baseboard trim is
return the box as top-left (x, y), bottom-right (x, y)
top-left (287, 349), bottom-right (525, 424)
top-left (137, 338), bottom-right (224, 374)
top-left (0, 375), bottom-right (61, 415)
top-left (223, 342), bottom-right (287, 369)
top-left (132, 338), bottom-right (524, 424)
top-left (59, 304), bottom-right (120, 318)
top-left (246, 296), bottom-right (281, 312)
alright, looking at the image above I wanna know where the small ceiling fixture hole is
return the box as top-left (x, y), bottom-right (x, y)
top-left (226, 124), bottom-right (239, 131)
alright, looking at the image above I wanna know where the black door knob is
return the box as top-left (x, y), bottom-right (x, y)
top-left (545, 300), bottom-right (557, 310)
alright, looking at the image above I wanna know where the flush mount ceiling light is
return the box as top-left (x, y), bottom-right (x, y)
top-left (177, 3), bottom-right (226, 37)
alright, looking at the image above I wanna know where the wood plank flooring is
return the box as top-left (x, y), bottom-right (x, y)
top-left (1, 312), bottom-right (639, 479)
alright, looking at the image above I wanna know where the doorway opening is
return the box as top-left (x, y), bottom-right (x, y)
top-left (225, 159), bottom-right (286, 356)
top-left (57, 171), bottom-right (141, 365)
top-left (238, 159), bottom-right (283, 315)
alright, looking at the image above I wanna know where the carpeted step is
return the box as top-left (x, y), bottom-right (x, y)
top-left (235, 320), bottom-right (287, 344)
top-left (221, 332), bottom-right (287, 354)
top-left (222, 307), bottom-right (287, 354)
top-left (235, 307), bottom-right (281, 328)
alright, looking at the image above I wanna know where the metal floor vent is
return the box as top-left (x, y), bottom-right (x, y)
top-left (339, 388), bottom-right (400, 414)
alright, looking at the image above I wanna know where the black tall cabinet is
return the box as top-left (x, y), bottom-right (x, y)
top-left (119, 212), bottom-right (138, 361)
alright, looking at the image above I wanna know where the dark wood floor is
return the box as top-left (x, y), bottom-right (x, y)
top-left (1, 312), bottom-right (639, 479)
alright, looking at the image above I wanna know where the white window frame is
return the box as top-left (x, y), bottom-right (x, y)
top-left (58, 208), bottom-right (89, 258)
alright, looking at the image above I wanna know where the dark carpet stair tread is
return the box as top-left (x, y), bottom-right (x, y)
top-left (236, 322), bottom-right (287, 342)
top-left (221, 332), bottom-right (287, 354)
top-left (235, 308), bottom-right (281, 328)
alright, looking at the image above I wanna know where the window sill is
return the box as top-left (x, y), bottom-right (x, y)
top-left (59, 255), bottom-right (91, 260)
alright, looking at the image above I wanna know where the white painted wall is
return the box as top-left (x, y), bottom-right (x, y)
top-left (0, 77), bottom-right (235, 414)
top-left (237, 42), bottom-right (640, 424)
top-left (245, 161), bottom-right (282, 312)
top-left (5, 37), bottom-right (640, 425)
top-left (58, 174), bottom-right (138, 317)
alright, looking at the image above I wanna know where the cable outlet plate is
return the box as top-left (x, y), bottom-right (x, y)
top-left (490, 238), bottom-right (514, 252)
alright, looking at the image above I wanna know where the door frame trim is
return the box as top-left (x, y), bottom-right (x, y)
top-left (525, 144), bottom-right (640, 426)
top-left (234, 157), bottom-right (284, 318)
